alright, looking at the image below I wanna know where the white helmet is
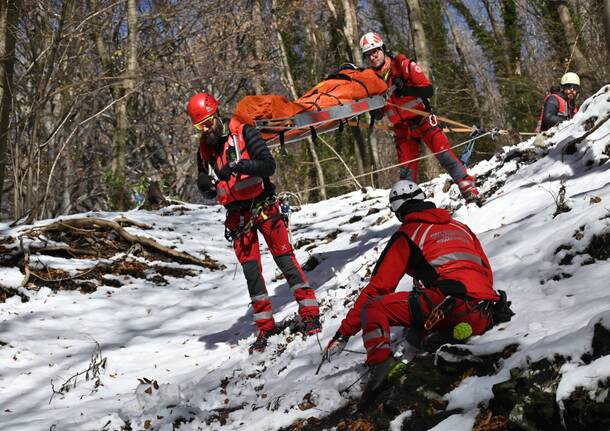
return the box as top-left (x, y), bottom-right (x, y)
top-left (560, 72), bottom-right (580, 87)
top-left (359, 32), bottom-right (384, 54)
top-left (389, 180), bottom-right (425, 213)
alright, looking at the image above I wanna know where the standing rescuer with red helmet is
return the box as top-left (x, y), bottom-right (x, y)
top-left (359, 32), bottom-right (480, 203)
top-left (322, 180), bottom-right (513, 407)
top-left (187, 92), bottom-right (321, 354)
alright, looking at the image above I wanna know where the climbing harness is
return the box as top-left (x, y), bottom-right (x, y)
top-left (224, 194), bottom-right (294, 243)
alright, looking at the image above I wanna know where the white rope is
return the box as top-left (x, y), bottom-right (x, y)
top-left (295, 131), bottom-right (491, 194)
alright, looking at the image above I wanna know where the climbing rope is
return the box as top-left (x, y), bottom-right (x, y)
top-left (296, 130), bottom-right (493, 194)
top-left (291, 99), bottom-right (537, 195)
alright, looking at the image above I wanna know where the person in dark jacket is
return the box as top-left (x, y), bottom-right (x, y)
top-left (187, 92), bottom-right (321, 354)
top-left (323, 180), bottom-right (511, 405)
top-left (536, 72), bottom-right (580, 133)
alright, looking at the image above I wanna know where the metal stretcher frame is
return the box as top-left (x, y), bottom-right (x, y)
top-left (254, 93), bottom-right (389, 148)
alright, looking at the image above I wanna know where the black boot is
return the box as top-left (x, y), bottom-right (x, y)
top-left (249, 329), bottom-right (273, 354)
top-left (302, 315), bottom-right (322, 336)
top-left (358, 357), bottom-right (407, 410)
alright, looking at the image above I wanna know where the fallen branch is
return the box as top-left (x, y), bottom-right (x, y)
top-left (21, 217), bottom-right (222, 269)
top-left (20, 254), bottom-right (32, 288)
top-left (112, 216), bottom-right (151, 229)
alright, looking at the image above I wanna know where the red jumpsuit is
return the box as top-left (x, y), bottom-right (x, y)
top-left (197, 123), bottom-right (319, 332)
top-left (337, 205), bottom-right (500, 364)
top-left (379, 55), bottom-right (475, 194)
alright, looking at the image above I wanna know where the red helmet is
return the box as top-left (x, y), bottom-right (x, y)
top-left (187, 93), bottom-right (219, 125)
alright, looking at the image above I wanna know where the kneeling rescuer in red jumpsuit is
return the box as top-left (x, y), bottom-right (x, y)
top-left (324, 180), bottom-right (510, 401)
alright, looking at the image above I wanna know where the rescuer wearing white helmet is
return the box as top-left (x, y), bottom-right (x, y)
top-left (323, 179), bottom-right (511, 407)
top-left (535, 72), bottom-right (580, 133)
top-left (358, 31), bottom-right (481, 204)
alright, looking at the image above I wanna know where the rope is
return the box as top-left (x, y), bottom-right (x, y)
top-left (385, 103), bottom-right (537, 136)
top-left (296, 131), bottom-right (492, 194)
top-left (387, 102), bottom-right (473, 130)
top-left (284, 95), bottom-right (539, 195)
top-left (347, 119), bottom-right (473, 134)
top-left (317, 135), bottom-right (362, 190)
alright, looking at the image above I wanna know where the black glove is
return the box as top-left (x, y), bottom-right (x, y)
top-left (197, 173), bottom-right (213, 193)
top-left (393, 77), bottom-right (406, 96)
top-left (234, 159), bottom-right (252, 173)
top-left (491, 290), bottom-right (515, 324)
top-left (217, 162), bottom-right (236, 181)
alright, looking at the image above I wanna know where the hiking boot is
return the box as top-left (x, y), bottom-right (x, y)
top-left (302, 315), bottom-right (322, 336)
top-left (358, 357), bottom-right (407, 410)
top-left (249, 328), bottom-right (274, 354)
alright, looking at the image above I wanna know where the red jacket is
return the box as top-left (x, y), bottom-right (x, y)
top-left (339, 207), bottom-right (499, 337)
top-left (199, 123), bottom-right (265, 206)
top-left (381, 54), bottom-right (432, 125)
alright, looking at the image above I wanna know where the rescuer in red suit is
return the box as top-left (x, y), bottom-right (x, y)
top-left (187, 92), bottom-right (321, 354)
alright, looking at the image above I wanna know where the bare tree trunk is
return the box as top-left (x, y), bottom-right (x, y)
top-left (272, 0), bottom-right (326, 201)
top-left (250, 0), bottom-right (266, 94)
top-left (340, 0), bottom-right (362, 67)
top-left (0, 0), bottom-right (17, 215)
top-left (406, 0), bottom-right (439, 180)
top-left (324, 0), bottom-right (368, 180)
top-left (96, 0), bottom-right (138, 211)
top-left (369, 128), bottom-right (380, 173)
top-left (557, 2), bottom-right (591, 80)
top-left (444, 5), bottom-right (481, 115)
top-left (62, 151), bottom-right (72, 213)
top-left (405, 0), bottom-right (432, 76)
top-left (324, 0), bottom-right (362, 66)
top-left (605, 0), bottom-right (610, 58)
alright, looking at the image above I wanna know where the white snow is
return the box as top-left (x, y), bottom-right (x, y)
top-left (1, 86), bottom-right (610, 430)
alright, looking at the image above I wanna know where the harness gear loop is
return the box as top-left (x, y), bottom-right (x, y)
top-left (424, 295), bottom-right (457, 330)
top-left (225, 196), bottom-right (284, 242)
top-left (224, 213), bottom-right (245, 242)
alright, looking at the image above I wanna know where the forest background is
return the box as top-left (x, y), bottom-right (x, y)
top-left (0, 0), bottom-right (609, 222)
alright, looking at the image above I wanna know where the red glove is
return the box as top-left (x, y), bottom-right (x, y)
top-left (322, 331), bottom-right (349, 362)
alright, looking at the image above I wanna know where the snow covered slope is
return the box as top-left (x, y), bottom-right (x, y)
top-left (1, 86), bottom-right (609, 431)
